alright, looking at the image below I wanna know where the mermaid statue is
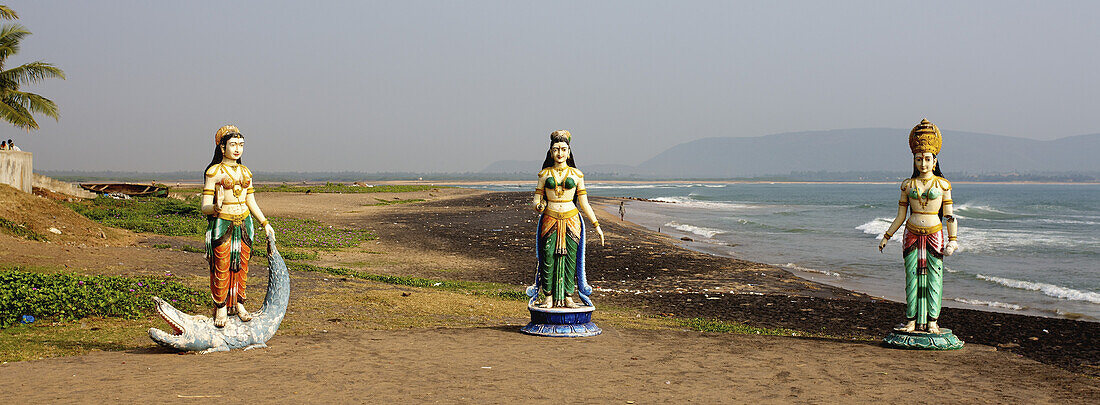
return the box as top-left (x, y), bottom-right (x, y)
top-left (201, 125), bottom-right (277, 328)
top-left (522, 130), bottom-right (605, 337)
top-left (879, 119), bottom-right (963, 349)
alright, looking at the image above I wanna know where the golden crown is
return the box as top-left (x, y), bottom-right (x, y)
top-left (215, 125), bottom-right (242, 145)
top-left (908, 119), bottom-right (942, 155)
top-left (550, 130), bottom-right (571, 142)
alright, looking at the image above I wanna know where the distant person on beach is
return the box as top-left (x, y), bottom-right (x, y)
top-left (878, 119), bottom-right (959, 334)
top-left (6, 139), bottom-right (19, 151)
top-left (201, 125), bottom-right (277, 328)
top-left (0, 140), bottom-right (6, 150)
top-left (530, 130), bottom-right (605, 308)
top-left (619, 201), bottom-right (625, 221)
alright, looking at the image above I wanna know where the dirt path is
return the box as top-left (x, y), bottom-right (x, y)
top-left (1, 326), bottom-right (1094, 403)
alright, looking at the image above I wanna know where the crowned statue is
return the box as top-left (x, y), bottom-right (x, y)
top-left (522, 130), bottom-right (606, 337)
top-left (879, 119), bottom-right (964, 349)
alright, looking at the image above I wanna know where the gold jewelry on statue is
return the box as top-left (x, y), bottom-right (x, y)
top-left (203, 189), bottom-right (215, 195)
top-left (948, 235), bottom-right (957, 241)
top-left (898, 201), bottom-right (908, 206)
top-left (905, 222), bottom-right (942, 235)
top-left (883, 232), bottom-right (894, 239)
top-left (910, 210), bottom-right (939, 215)
top-left (943, 199), bottom-right (953, 205)
top-left (217, 211), bottom-right (250, 225)
top-left (543, 207), bottom-right (579, 220)
top-left (260, 219), bottom-right (269, 227)
top-left (909, 119), bottom-right (942, 155)
top-left (215, 125), bottom-right (242, 145)
top-left (577, 189), bottom-right (587, 196)
top-left (591, 220), bottom-right (600, 228)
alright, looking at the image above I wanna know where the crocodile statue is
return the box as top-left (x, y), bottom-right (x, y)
top-left (149, 240), bottom-right (289, 354)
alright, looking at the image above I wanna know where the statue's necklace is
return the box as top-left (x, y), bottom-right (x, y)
top-left (914, 177), bottom-right (933, 208)
top-left (551, 167), bottom-right (568, 197)
top-left (226, 164), bottom-right (244, 198)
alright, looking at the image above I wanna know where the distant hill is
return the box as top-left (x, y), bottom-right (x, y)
top-left (483, 129), bottom-right (1100, 179)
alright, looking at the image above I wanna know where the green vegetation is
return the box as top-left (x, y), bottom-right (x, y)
top-left (676, 317), bottom-right (850, 339)
top-left (255, 217), bottom-right (374, 250)
top-left (152, 243), bottom-right (170, 249)
top-left (256, 183), bottom-right (440, 194)
top-left (286, 262), bottom-right (526, 301)
top-left (65, 195), bottom-right (206, 236)
top-left (0, 217), bottom-right (47, 241)
top-left (365, 198), bottom-right (425, 206)
top-left (0, 6), bottom-right (66, 130)
top-left (0, 269), bottom-right (206, 329)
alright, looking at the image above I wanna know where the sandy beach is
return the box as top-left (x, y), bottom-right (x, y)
top-left (0, 187), bottom-right (1096, 402)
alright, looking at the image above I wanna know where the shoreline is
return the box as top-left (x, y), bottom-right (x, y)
top-left (593, 197), bottom-right (1095, 322)
top-left (352, 190), bottom-right (1097, 375)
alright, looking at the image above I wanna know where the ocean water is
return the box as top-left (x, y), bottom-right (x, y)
top-left (466, 182), bottom-right (1100, 321)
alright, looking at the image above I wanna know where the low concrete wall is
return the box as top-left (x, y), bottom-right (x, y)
top-left (33, 173), bottom-right (97, 199)
top-left (0, 150), bottom-right (32, 193)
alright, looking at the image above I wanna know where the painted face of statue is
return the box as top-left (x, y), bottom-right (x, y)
top-left (914, 152), bottom-right (935, 175)
top-left (551, 142), bottom-right (570, 165)
top-left (222, 137), bottom-right (245, 161)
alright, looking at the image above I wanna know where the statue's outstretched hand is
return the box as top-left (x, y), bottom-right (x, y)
top-left (944, 240), bottom-right (958, 256)
top-left (265, 224), bottom-right (276, 246)
top-left (596, 226), bottom-right (604, 245)
top-left (878, 237), bottom-right (889, 252)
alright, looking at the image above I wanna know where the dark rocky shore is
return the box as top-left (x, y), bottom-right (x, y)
top-left (368, 191), bottom-right (1098, 377)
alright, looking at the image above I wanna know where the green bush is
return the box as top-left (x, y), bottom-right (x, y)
top-left (65, 196), bottom-right (206, 236)
top-left (0, 217), bottom-right (48, 242)
top-left (255, 217), bottom-right (374, 250)
top-left (0, 269), bottom-right (207, 329)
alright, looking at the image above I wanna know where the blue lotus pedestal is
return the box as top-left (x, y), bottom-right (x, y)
top-left (883, 328), bottom-right (964, 350)
top-left (521, 304), bottom-right (602, 337)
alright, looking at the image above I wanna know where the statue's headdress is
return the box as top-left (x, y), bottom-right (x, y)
top-left (908, 119), bottom-right (942, 155)
top-left (550, 130), bottom-right (571, 143)
top-left (215, 125), bottom-right (242, 145)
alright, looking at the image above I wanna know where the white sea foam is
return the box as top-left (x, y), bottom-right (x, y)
top-left (855, 218), bottom-right (902, 243)
top-left (976, 274), bottom-right (1100, 304)
top-left (952, 298), bottom-right (1023, 311)
top-left (665, 221), bottom-right (725, 238)
top-left (777, 263), bottom-right (841, 278)
top-left (651, 196), bottom-right (754, 211)
top-left (958, 227), bottom-right (1095, 254)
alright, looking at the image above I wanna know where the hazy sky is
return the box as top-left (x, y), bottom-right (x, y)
top-left (5, 1), bottom-right (1099, 172)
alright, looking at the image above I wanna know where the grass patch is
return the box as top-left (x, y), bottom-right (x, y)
top-left (254, 217), bottom-right (374, 251)
top-left (179, 245), bottom-right (205, 253)
top-left (256, 183), bottom-right (440, 194)
top-left (0, 217), bottom-right (48, 242)
top-left (364, 198), bottom-right (425, 206)
top-left (0, 269), bottom-right (207, 329)
top-left (676, 317), bottom-right (837, 338)
top-left (152, 243), bottom-right (170, 249)
top-left (0, 317), bottom-right (161, 362)
top-left (287, 262), bottom-right (526, 301)
top-left (64, 195), bottom-right (206, 236)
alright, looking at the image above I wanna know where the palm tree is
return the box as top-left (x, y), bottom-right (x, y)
top-left (0, 5), bottom-right (65, 130)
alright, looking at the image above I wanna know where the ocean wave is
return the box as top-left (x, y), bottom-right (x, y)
top-left (953, 203), bottom-right (1027, 220)
top-left (975, 274), bottom-right (1100, 304)
top-left (651, 196), bottom-right (754, 211)
top-left (951, 298), bottom-right (1023, 311)
top-left (776, 263), bottom-right (841, 278)
top-left (665, 221), bottom-right (725, 238)
top-left (855, 218), bottom-right (901, 242)
top-left (958, 227), bottom-right (1097, 254)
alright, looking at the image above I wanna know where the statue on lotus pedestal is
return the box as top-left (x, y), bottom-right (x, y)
top-left (879, 119), bottom-right (964, 350)
top-left (522, 130), bottom-right (606, 337)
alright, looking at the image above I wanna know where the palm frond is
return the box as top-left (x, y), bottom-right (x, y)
top-left (0, 6), bottom-right (18, 21)
top-left (0, 24), bottom-right (30, 62)
top-left (0, 95), bottom-right (37, 130)
top-left (0, 61), bottom-right (65, 85)
top-left (5, 90), bottom-right (58, 119)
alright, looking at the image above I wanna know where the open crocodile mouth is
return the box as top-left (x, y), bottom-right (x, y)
top-left (154, 298), bottom-right (185, 336)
